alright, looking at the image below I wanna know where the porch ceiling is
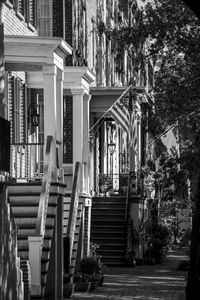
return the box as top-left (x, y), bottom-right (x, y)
top-left (90, 86), bottom-right (128, 113)
top-left (4, 35), bottom-right (72, 72)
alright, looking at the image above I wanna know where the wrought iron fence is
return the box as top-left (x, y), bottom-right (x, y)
top-left (98, 173), bottom-right (129, 196)
top-left (97, 171), bottom-right (145, 196)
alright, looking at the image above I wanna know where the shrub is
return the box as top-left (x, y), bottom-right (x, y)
top-left (80, 256), bottom-right (99, 275)
top-left (147, 223), bottom-right (170, 263)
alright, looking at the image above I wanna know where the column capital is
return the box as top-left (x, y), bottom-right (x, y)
top-left (71, 88), bottom-right (84, 96)
top-left (57, 68), bottom-right (64, 81)
top-left (83, 94), bottom-right (92, 102)
top-left (43, 64), bottom-right (57, 76)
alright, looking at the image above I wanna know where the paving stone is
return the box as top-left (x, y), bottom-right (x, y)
top-left (71, 246), bottom-right (188, 300)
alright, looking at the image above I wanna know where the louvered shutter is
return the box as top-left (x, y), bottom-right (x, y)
top-left (8, 74), bottom-right (15, 144)
top-left (23, 83), bottom-right (28, 143)
top-left (28, 0), bottom-right (37, 27)
top-left (20, 82), bottom-right (27, 143)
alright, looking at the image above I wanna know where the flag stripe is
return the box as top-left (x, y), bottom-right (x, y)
top-left (130, 112), bottom-right (137, 152)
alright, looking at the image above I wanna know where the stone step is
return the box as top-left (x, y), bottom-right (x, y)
top-left (8, 183), bottom-right (41, 194)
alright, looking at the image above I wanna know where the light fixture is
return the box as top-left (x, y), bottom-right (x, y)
top-left (108, 142), bottom-right (116, 155)
top-left (28, 104), bottom-right (40, 127)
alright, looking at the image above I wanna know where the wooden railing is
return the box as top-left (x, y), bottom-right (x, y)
top-left (64, 162), bottom-right (81, 274)
top-left (35, 135), bottom-right (52, 237)
top-left (66, 162), bottom-right (81, 245)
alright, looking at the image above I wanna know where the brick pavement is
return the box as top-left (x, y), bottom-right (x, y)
top-left (71, 246), bottom-right (188, 300)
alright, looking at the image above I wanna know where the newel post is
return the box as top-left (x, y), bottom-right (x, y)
top-left (28, 236), bottom-right (43, 295)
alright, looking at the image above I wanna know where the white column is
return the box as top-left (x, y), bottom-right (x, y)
top-left (72, 89), bottom-right (84, 191)
top-left (28, 236), bottom-right (43, 295)
top-left (83, 94), bottom-right (91, 194)
top-left (43, 64), bottom-right (57, 171)
top-left (56, 68), bottom-right (64, 176)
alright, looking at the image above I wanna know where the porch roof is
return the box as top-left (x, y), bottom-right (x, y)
top-left (4, 35), bottom-right (72, 72)
top-left (90, 86), bottom-right (128, 113)
top-left (90, 85), bottom-right (152, 113)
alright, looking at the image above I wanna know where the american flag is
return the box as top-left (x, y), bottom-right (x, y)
top-left (108, 98), bottom-right (138, 152)
top-left (108, 99), bottom-right (130, 136)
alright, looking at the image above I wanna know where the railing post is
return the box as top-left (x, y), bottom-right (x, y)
top-left (28, 236), bottom-right (43, 295)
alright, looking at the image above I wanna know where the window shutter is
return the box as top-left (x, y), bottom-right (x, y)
top-left (20, 82), bottom-right (27, 143)
top-left (8, 74), bottom-right (15, 143)
top-left (28, 0), bottom-right (37, 27)
top-left (18, 0), bottom-right (25, 16)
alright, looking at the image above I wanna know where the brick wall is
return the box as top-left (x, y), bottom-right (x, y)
top-left (65, 0), bottom-right (73, 65)
top-left (3, 2), bottom-right (37, 36)
top-left (65, 0), bottom-right (73, 45)
top-left (53, 0), bottom-right (63, 37)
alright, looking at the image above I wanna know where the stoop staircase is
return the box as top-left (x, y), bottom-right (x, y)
top-left (91, 196), bottom-right (127, 266)
top-left (8, 182), bottom-right (57, 297)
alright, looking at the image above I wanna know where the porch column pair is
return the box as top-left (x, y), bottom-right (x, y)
top-left (72, 89), bottom-right (90, 195)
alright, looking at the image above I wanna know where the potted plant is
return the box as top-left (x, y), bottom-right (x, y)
top-left (63, 272), bottom-right (74, 298)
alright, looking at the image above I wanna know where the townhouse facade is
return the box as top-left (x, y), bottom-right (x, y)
top-left (0, 0), bottom-right (155, 299)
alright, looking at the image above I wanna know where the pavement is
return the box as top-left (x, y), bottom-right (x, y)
top-left (71, 246), bottom-right (189, 300)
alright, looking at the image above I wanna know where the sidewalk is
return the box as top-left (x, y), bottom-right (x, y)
top-left (71, 246), bottom-right (188, 300)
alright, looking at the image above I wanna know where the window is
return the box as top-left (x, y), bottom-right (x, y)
top-left (37, 0), bottom-right (52, 36)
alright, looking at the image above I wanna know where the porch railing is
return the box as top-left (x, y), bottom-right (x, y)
top-left (10, 143), bottom-right (44, 179)
top-left (35, 135), bottom-right (52, 237)
top-left (98, 173), bottom-right (129, 196)
top-left (64, 162), bottom-right (81, 278)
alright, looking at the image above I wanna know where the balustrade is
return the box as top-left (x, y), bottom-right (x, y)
top-left (10, 143), bottom-right (44, 180)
